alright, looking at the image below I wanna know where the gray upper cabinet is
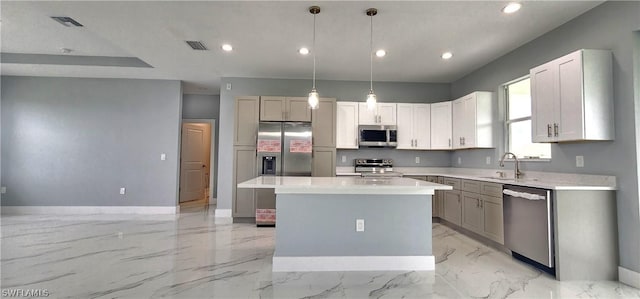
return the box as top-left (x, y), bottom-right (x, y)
top-left (530, 49), bottom-right (613, 142)
top-left (312, 98), bottom-right (337, 147)
top-left (260, 96), bottom-right (286, 121)
top-left (260, 96), bottom-right (311, 122)
top-left (234, 96), bottom-right (260, 146)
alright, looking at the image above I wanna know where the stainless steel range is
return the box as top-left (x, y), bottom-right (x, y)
top-left (355, 159), bottom-right (403, 177)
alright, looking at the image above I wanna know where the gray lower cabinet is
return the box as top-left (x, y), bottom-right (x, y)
top-left (312, 147), bottom-right (336, 177)
top-left (426, 176), bottom-right (440, 217)
top-left (461, 191), bottom-right (483, 233)
top-left (233, 146), bottom-right (257, 217)
top-left (458, 179), bottom-right (504, 244)
top-left (481, 194), bottom-right (504, 244)
top-left (442, 178), bottom-right (462, 225)
top-left (234, 97), bottom-right (260, 146)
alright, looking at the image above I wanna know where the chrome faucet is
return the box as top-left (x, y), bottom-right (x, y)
top-left (499, 152), bottom-right (522, 179)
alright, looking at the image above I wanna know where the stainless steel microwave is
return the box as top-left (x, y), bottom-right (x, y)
top-left (358, 125), bottom-right (397, 147)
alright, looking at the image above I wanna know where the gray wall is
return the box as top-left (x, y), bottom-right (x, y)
top-left (1, 76), bottom-right (183, 206)
top-left (275, 194), bottom-right (431, 256)
top-left (217, 78), bottom-right (451, 210)
top-left (450, 2), bottom-right (640, 273)
top-left (182, 94), bottom-right (220, 198)
top-left (336, 149), bottom-right (451, 168)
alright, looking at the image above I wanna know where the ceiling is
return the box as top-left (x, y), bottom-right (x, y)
top-left (1, 1), bottom-right (603, 95)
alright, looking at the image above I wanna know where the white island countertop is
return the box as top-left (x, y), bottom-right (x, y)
top-left (238, 176), bottom-right (452, 195)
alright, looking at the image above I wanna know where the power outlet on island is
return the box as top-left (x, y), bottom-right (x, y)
top-left (356, 219), bottom-right (365, 232)
top-left (576, 155), bottom-right (585, 168)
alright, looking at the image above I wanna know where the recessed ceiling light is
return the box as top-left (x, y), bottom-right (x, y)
top-left (375, 49), bottom-right (386, 57)
top-left (299, 47), bottom-right (310, 55)
top-left (441, 52), bottom-right (453, 60)
top-left (221, 44), bottom-right (233, 51)
top-left (502, 2), bottom-right (522, 14)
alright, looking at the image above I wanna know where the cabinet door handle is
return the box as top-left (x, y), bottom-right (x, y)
top-left (554, 123), bottom-right (559, 137)
top-left (480, 200), bottom-right (483, 208)
top-left (476, 198), bottom-right (480, 208)
top-left (459, 137), bottom-right (462, 145)
top-left (415, 139), bottom-right (418, 147)
top-left (448, 138), bottom-right (451, 147)
top-left (547, 124), bottom-right (552, 137)
top-left (462, 137), bottom-right (465, 145)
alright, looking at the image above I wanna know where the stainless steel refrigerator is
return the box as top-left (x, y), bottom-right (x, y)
top-left (255, 122), bottom-right (312, 225)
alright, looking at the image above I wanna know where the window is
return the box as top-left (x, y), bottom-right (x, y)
top-left (505, 78), bottom-right (551, 159)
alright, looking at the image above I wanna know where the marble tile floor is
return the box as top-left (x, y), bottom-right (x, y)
top-left (1, 208), bottom-right (638, 299)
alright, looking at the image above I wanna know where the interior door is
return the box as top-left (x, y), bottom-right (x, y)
top-left (180, 123), bottom-right (209, 203)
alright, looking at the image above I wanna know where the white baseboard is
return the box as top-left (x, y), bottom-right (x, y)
top-left (215, 208), bottom-right (232, 218)
top-left (1, 206), bottom-right (178, 215)
top-left (619, 266), bottom-right (640, 289)
top-left (272, 255), bottom-right (435, 272)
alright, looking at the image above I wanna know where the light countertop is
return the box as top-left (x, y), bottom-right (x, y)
top-left (237, 176), bottom-right (452, 195)
top-left (336, 167), bottom-right (616, 191)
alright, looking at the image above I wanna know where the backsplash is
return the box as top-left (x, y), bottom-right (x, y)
top-left (336, 149), bottom-right (452, 167)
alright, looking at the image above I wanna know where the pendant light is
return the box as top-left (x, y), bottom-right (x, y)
top-left (365, 8), bottom-right (377, 111)
top-left (308, 6), bottom-right (321, 110)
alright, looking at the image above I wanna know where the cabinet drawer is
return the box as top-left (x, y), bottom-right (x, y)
top-left (462, 179), bottom-right (481, 193)
top-left (481, 182), bottom-right (503, 197)
top-left (442, 178), bottom-right (461, 190)
top-left (426, 176), bottom-right (439, 183)
top-left (480, 194), bottom-right (502, 205)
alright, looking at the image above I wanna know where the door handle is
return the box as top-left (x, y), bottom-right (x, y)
top-left (547, 124), bottom-right (552, 137)
top-left (554, 123), bottom-right (559, 137)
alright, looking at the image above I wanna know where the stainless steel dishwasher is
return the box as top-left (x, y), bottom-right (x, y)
top-left (503, 185), bottom-right (555, 274)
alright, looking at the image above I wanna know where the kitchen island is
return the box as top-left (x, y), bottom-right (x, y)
top-left (237, 176), bottom-right (452, 272)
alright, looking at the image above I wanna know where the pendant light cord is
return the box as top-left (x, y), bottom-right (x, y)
top-left (312, 12), bottom-right (317, 90)
top-left (369, 13), bottom-right (373, 91)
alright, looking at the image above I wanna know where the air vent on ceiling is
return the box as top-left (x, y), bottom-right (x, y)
top-left (186, 41), bottom-right (207, 51)
top-left (51, 16), bottom-right (83, 27)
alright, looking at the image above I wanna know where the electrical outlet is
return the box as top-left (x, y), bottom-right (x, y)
top-left (415, 157), bottom-right (420, 164)
top-left (226, 83), bottom-right (232, 90)
top-left (160, 153), bottom-right (166, 161)
top-left (457, 157), bottom-right (462, 165)
top-left (486, 156), bottom-right (491, 165)
top-left (120, 187), bottom-right (126, 195)
top-left (356, 219), bottom-right (365, 232)
top-left (0, 187), bottom-right (6, 194)
top-left (341, 155), bottom-right (347, 163)
top-left (118, 232), bottom-right (124, 239)
top-left (576, 155), bottom-right (584, 168)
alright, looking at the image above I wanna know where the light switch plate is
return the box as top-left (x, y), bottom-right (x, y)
top-left (356, 219), bottom-right (365, 232)
top-left (486, 156), bottom-right (491, 165)
top-left (576, 155), bottom-right (584, 168)
top-left (120, 187), bottom-right (126, 195)
top-left (160, 153), bottom-right (166, 161)
top-left (415, 157), bottom-right (420, 164)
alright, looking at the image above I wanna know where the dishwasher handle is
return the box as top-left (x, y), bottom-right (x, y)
top-left (503, 189), bottom-right (546, 200)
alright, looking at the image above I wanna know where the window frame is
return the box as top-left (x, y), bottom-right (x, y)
top-left (503, 76), bottom-right (551, 162)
